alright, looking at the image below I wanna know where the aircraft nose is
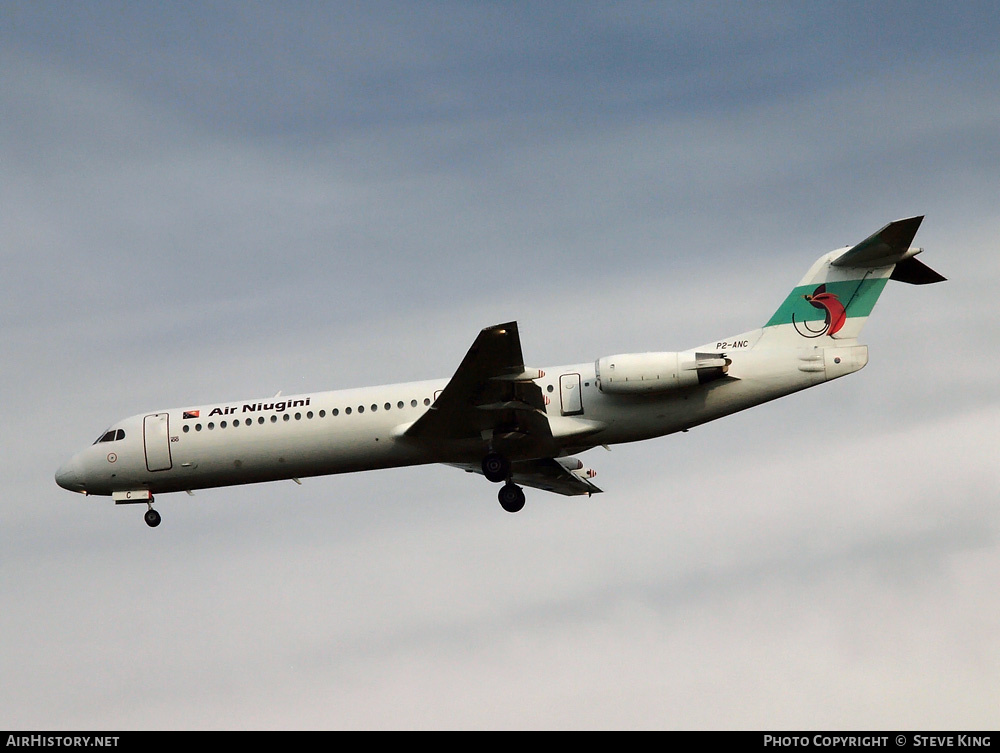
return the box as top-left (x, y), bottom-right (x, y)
top-left (55, 456), bottom-right (86, 492)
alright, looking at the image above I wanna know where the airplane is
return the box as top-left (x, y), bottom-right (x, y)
top-left (55, 216), bottom-right (944, 527)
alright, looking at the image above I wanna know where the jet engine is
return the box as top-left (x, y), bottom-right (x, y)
top-left (595, 351), bottom-right (730, 394)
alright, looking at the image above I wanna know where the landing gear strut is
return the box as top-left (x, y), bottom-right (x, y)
top-left (481, 451), bottom-right (525, 511)
top-left (498, 482), bottom-right (525, 513)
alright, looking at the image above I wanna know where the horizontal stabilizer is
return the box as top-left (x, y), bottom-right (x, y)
top-left (832, 215), bottom-right (924, 268)
top-left (890, 255), bottom-right (947, 285)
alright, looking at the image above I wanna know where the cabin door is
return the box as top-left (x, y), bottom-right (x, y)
top-left (559, 373), bottom-right (584, 416)
top-left (143, 413), bottom-right (173, 472)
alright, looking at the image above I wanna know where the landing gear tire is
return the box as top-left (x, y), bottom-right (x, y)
top-left (144, 508), bottom-right (161, 528)
top-left (482, 452), bottom-right (510, 483)
top-left (498, 483), bottom-right (525, 513)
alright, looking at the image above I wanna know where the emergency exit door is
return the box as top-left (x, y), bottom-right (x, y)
top-left (559, 373), bottom-right (584, 416)
top-left (143, 413), bottom-right (173, 472)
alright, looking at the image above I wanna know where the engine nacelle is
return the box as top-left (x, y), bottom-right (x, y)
top-left (595, 351), bottom-right (730, 394)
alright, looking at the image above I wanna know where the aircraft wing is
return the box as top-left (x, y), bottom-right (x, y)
top-left (403, 321), bottom-right (553, 446)
top-left (451, 456), bottom-right (603, 497)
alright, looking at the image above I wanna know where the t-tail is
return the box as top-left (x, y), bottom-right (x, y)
top-left (753, 215), bottom-right (945, 349)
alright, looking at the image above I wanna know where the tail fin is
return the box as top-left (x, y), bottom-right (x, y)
top-left (757, 216), bottom-right (944, 347)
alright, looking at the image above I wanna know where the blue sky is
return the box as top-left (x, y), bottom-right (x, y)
top-left (2, 2), bottom-right (998, 729)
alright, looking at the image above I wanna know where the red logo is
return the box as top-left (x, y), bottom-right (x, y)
top-left (792, 284), bottom-right (846, 338)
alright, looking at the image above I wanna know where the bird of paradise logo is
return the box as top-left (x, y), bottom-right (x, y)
top-left (792, 284), bottom-right (847, 338)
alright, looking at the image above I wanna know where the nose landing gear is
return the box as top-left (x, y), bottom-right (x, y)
top-left (112, 490), bottom-right (161, 527)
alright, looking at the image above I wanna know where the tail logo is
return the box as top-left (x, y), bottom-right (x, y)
top-left (792, 284), bottom-right (847, 338)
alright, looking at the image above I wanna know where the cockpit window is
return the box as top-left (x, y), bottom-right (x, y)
top-left (93, 429), bottom-right (125, 444)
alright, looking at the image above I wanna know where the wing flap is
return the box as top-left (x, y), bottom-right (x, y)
top-left (452, 456), bottom-right (602, 496)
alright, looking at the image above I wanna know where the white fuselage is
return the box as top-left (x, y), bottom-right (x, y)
top-left (54, 342), bottom-right (864, 498)
top-left (55, 215), bottom-right (937, 522)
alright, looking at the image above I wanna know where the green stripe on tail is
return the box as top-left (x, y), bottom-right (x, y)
top-left (765, 276), bottom-right (889, 329)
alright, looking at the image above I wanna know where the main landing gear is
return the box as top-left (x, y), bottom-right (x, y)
top-left (481, 451), bottom-right (510, 483)
top-left (482, 451), bottom-right (525, 513)
top-left (497, 482), bottom-right (525, 513)
top-left (144, 504), bottom-right (161, 528)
